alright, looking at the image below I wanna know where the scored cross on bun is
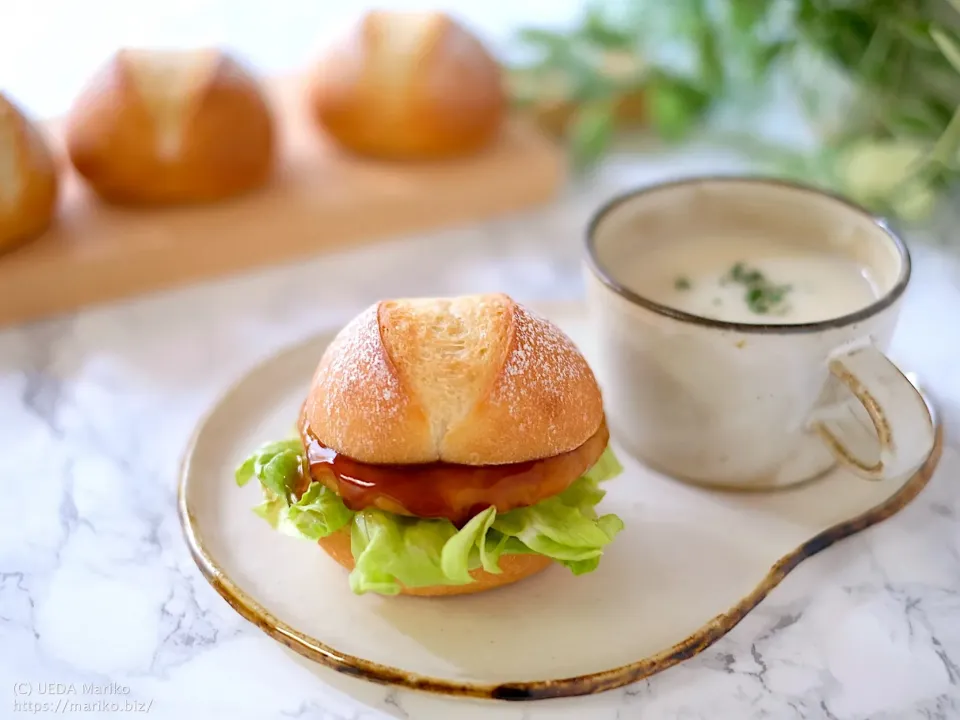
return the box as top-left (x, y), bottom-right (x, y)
top-left (307, 11), bottom-right (506, 160)
top-left (65, 48), bottom-right (276, 206)
top-left (235, 294), bottom-right (625, 598)
top-left (302, 293), bottom-right (604, 466)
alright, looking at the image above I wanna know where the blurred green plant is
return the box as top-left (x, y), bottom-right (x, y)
top-left (508, 0), bottom-right (960, 222)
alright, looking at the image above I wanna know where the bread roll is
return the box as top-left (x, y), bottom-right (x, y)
top-left (308, 11), bottom-right (505, 160)
top-left (302, 293), bottom-right (604, 465)
top-left (0, 94), bottom-right (59, 252)
top-left (65, 48), bottom-right (275, 205)
top-left (318, 526), bottom-right (553, 596)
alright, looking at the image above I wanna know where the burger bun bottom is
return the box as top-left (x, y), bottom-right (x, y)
top-left (318, 526), bottom-right (552, 597)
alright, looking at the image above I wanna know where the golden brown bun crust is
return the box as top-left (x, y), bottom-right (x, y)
top-left (308, 11), bottom-right (505, 160)
top-left (0, 94), bottom-right (59, 252)
top-left (303, 293), bottom-right (604, 465)
top-left (317, 526), bottom-right (552, 597)
top-left (65, 48), bottom-right (275, 206)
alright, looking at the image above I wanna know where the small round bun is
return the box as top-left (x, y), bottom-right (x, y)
top-left (307, 11), bottom-right (505, 160)
top-left (302, 293), bottom-right (604, 465)
top-left (65, 48), bottom-right (275, 206)
top-left (0, 94), bottom-right (59, 252)
top-left (317, 527), bottom-right (552, 597)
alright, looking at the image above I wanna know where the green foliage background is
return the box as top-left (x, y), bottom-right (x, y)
top-left (509, 0), bottom-right (960, 223)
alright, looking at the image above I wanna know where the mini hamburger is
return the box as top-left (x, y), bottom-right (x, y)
top-left (235, 293), bottom-right (624, 596)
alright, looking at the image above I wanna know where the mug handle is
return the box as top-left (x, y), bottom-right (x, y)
top-left (810, 343), bottom-right (935, 480)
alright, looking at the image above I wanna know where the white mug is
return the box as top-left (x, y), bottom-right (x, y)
top-left (584, 177), bottom-right (935, 490)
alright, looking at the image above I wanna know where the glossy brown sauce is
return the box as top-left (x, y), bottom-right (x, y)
top-left (298, 419), bottom-right (609, 526)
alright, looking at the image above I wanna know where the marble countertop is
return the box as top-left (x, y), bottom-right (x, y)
top-left (1, 148), bottom-right (960, 719)
top-left (2, 5), bottom-right (960, 715)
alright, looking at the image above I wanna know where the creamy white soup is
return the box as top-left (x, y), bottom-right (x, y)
top-left (621, 235), bottom-right (881, 324)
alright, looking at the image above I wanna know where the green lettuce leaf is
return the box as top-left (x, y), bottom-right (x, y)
top-left (583, 445), bottom-right (623, 484)
top-left (348, 506), bottom-right (549, 595)
top-left (236, 441), bottom-right (625, 595)
top-left (235, 439), bottom-right (305, 501)
top-left (286, 482), bottom-right (355, 539)
top-left (440, 506), bottom-right (498, 582)
top-left (251, 495), bottom-right (286, 527)
top-left (350, 511), bottom-right (458, 595)
top-left (237, 439), bottom-right (353, 539)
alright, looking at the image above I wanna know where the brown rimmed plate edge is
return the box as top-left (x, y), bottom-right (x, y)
top-left (175, 305), bottom-right (944, 702)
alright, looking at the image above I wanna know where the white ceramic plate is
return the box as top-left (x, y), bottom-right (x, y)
top-left (178, 302), bottom-right (941, 701)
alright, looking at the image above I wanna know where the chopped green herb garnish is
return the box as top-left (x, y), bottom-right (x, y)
top-left (729, 262), bottom-right (764, 285)
top-left (724, 262), bottom-right (791, 315)
top-left (674, 276), bottom-right (692, 290)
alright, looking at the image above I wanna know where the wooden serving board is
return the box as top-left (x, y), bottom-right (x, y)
top-left (0, 75), bottom-right (566, 328)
